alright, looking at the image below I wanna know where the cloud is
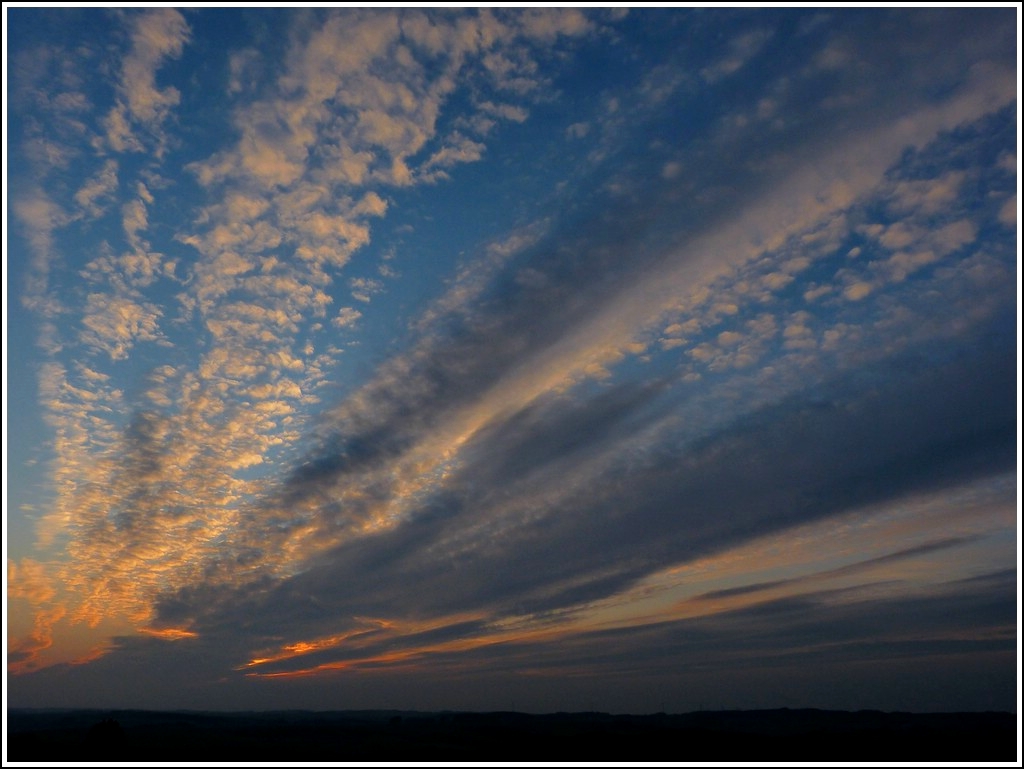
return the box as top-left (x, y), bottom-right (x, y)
top-left (172, 6), bottom-right (609, 437)
top-left (660, 161), bottom-right (682, 180)
top-left (332, 307), bottom-right (363, 329)
top-left (8, 559), bottom-right (58, 605)
top-left (354, 191), bottom-right (388, 217)
top-left (700, 28), bottom-right (773, 83)
top-left (515, 8), bottom-right (594, 43)
top-left (104, 105), bottom-right (142, 153)
top-left (202, 18), bottom-right (1017, 620)
top-left (349, 277), bottom-right (384, 303)
top-left (10, 42), bottom-right (98, 174)
top-left (566, 121), bottom-right (590, 139)
top-left (7, 605), bottom-right (67, 675)
top-left (997, 195), bottom-right (1015, 228)
top-left (479, 101), bottom-right (529, 123)
top-left (193, 8), bottom-right (598, 194)
top-left (38, 2), bottom-right (490, 640)
top-left (104, 9), bottom-right (190, 153)
top-left (224, 43), bottom-right (1017, 657)
top-left (80, 294), bottom-right (164, 360)
top-left (689, 536), bottom-right (982, 604)
top-left (12, 190), bottom-right (69, 316)
top-left (887, 170), bottom-right (967, 215)
top-left (171, 337), bottom-right (1015, 677)
top-left (523, 572), bottom-right (1013, 714)
top-left (420, 133), bottom-right (487, 181)
top-left (7, 10), bottom-right (1016, 709)
top-left (121, 9), bottom-right (190, 121)
top-left (192, 223), bottom-right (1016, 661)
top-left (121, 198), bottom-right (150, 251)
top-left (73, 159), bottom-right (119, 218)
top-left (228, 48), bottom-right (262, 95)
top-left (843, 281), bottom-right (873, 301)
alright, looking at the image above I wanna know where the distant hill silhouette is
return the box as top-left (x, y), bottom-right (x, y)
top-left (6, 707), bottom-right (1016, 761)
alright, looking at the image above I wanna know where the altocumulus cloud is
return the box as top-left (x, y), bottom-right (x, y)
top-left (5, 8), bottom-right (1017, 713)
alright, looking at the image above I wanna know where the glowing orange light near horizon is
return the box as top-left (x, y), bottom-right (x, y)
top-left (137, 626), bottom-right (199, 640)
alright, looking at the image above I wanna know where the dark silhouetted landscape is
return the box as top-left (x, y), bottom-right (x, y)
top-left (6, 707), bottom-right (1016, 762)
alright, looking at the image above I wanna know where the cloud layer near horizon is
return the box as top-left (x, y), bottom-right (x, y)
top-left (6, 8), bottom-right (1018, 713)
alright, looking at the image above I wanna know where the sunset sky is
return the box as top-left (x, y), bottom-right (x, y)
top-left (5, 7), bottom-right (1019, 714)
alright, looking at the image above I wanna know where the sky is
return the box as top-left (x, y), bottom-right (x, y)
top-left (4, 7), bottom-right (1019, 715)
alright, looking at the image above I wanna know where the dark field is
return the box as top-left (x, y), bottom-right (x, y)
top-left (6, 707), bottom-right (1017, 762)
